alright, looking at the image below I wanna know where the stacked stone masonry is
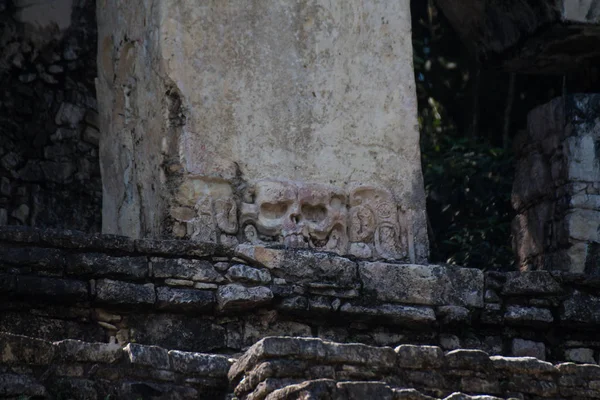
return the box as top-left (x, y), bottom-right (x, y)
top-left (0, 0), bottom-right (101, 232)
top-left (230, 336), bottom-right (600, 400)
top-left (513, 95), bottom-right (600, 273)
top-left (0, 331), bottom-right (231, 399)
top-left (3, 226), bottom-right (600, 364)
top-left (6, 332), bottom-right (600, 399)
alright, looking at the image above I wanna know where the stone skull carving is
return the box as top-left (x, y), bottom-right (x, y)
top-left (240, 180), bottom-right (348, 254)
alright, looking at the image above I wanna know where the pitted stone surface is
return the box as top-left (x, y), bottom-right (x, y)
top-left (124, 343), bottom-right (170, 369)
top-left (217, 284), bottom-right (274, 312)
top-left (359, 263), bottom-right (484, 307)
top-left (54, 339), bottom-right (122, 363)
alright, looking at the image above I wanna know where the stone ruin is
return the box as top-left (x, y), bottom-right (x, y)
top-left (2, 0), bottom-right (600, 399)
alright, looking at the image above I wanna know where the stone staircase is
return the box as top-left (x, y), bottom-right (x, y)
top-left (2, 226), bottom-right (600, 398)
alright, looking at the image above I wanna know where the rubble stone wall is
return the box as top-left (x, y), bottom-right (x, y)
top-left (0, 0), bottom-right (101, 232)
top-left (3, 226), bottom-right (600, 365)
top-left (512, 94), bottom-right (600, 273)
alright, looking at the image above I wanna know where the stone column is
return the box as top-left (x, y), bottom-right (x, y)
top-left (512, 94), bottom-right (600, 272)
top-left (97, 0), bottom-right (428, 262)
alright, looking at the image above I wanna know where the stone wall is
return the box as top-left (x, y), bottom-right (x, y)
top-left (3, 226), bottom-right (600, 364)
top-left (5, 227), bottom-right (600, 397)
top-left (0, 0), bottom-right (101, 231)
top-left (512, 94), bottom-right (600, 273)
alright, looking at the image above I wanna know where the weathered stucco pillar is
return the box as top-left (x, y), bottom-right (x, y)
top-left (97, 0), bottom-right (428, 262)
top-left (513, 94), bottom-right (600, 272)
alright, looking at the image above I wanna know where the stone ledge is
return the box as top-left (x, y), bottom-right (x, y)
top-left (230, 336), bottom-right (600, 400)
top-left (0, 331), bottom-right (232, 399)
top-left (4, 331), bottom-right (600, 399)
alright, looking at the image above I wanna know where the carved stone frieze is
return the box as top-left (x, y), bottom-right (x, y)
top-left (236, 180), bottom-right (406, 260)
top-left (174, 179), bottom-right (410, 260)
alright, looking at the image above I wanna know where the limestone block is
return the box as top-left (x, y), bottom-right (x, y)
top-left (511, 338), bottom-right (546, 360)
top-left (151, 258), bottom-right (224, 283)
top-left (565, 348), bottom-right (596, 364)
top-left (124, 343), bottom-right (170, 369)
top-left (504, 306), bottom-right (554, 326)
top-left (444, 349), bottom-right (491, 371)
top-left (67, 253), bottom-right (148, 279)
top-left (395, 345), bottom-right (444, 369)
top-left (339, 303), bottom-right (436, 326)
top-left (565, 135), bottom-right (600, 182)
top-left (54, 339), bottom-right (122, 363)
top-left (226, 264), bottom-right (271, 284)
top-left (436, 306), bottom-right (470, 324)
top-left (359, 263), bottom-right (484, 307)
top-left (557, 362), bottom-right (600, 379)
top-left (168, 350), bottom-right (231, 376)
top-left (566, 209), bottom-right (600, 243)
top-left (156, 287), bottom-right (215, 312)
top-left (502, 271), bottom-right (562, 295)
top-left (561, 290), bottom-right (600, 324)
top-left (95, 279), bottom-right (156, 305)
top-left (216, 284), bottom-right (273, 312)
top-left (97, 0), bottom-right (428, 262)
top-left (490, 355), bottom-right (555, 375)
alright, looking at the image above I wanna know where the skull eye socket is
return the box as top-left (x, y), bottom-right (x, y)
top-left (301, 204), bottom-right (327, 222)
top-left (260, 202), bottom-right (289, 219)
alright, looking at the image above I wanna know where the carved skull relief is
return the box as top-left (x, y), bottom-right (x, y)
top-left (240, 180), bottom-right (348, 254)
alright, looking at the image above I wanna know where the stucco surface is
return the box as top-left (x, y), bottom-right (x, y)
top-left (97, 0), bottom-right (428, 262)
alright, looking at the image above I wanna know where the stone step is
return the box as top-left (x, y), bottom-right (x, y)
top-left (230, 336), bottom-right (600, 400)
top-left (0, 331), bottom-right (233, 399)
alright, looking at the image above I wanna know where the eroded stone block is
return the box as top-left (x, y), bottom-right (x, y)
top-left (216, 284), bottom-right (273, 312)
top-left (359, 263), bottom-right (484, 307)
top-left (95, 279), bottom-right (155, 305)
top-left (124, 343), bottom-right (169, 369)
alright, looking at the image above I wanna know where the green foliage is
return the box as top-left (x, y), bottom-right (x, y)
top-left (411, 0), bottom-right (516, 270)
top-left (423, 137), bottom-right (514, 270)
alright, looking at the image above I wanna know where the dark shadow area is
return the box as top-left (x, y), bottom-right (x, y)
top-left (411, 0), bottom-right (563, 270)
top-left (0, 0), bottom-right (101, 232)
